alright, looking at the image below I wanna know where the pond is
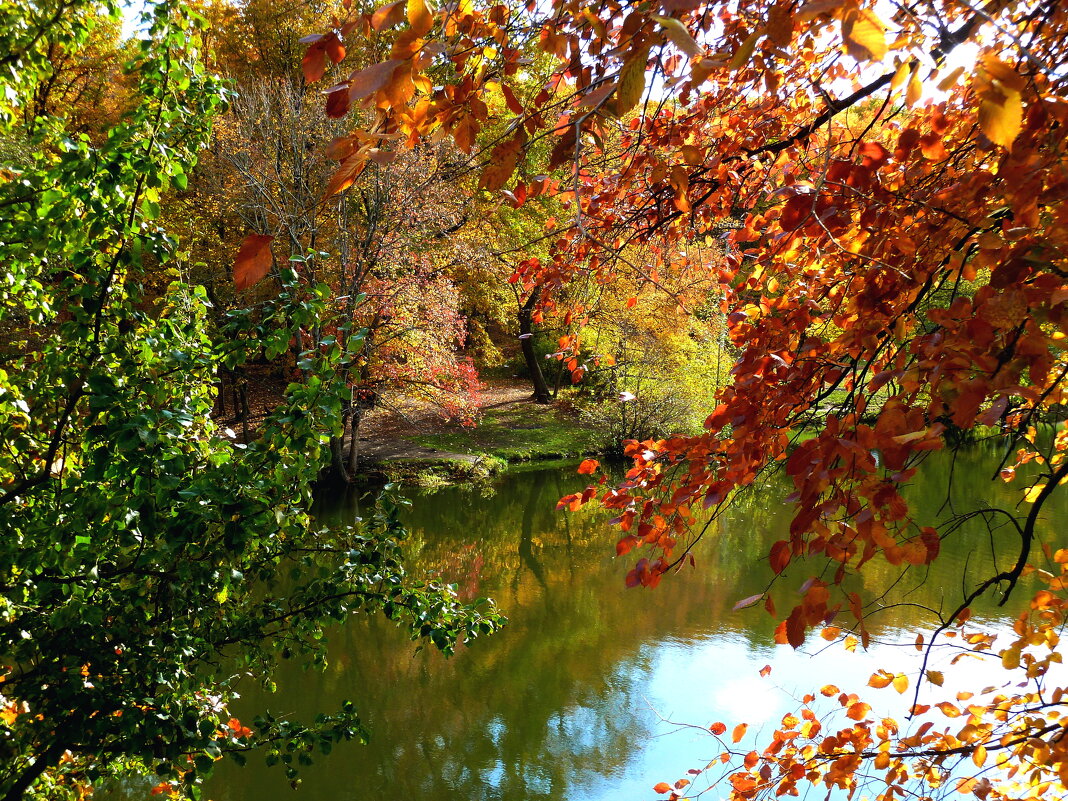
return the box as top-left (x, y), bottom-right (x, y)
top-left (109, 443), bottom-right (1067, 800)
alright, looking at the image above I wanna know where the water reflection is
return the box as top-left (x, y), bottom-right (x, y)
top-left (118, 445), bottom-right (1067, 800)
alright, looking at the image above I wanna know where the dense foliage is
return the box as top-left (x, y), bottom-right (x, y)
top-left (0, 3), bottom-right (501, 799)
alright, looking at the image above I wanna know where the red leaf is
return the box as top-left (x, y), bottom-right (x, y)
top-left (302, 41), bottom-right (328, 84)
top-left (785, 606), bottom-right (806, 649)
top-left (325, 84), bottom-right (351, 118)
top-left (502, 83), bottom-right (524, 114)
top-left (769, 539), bottom-right (791, 574)
top-left (759, 664), bottom-right (771, 677)
top-left (233, 234), bottom-right (275, 291)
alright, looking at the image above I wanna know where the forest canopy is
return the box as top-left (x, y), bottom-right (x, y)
top-left (1, 0), bottom-right (1067, 798)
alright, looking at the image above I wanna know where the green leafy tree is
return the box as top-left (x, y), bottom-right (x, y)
top-left (0, 3), bottom-right (501, 800)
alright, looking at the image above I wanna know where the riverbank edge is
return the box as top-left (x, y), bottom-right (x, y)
top-left (356, 400), bottom-right (607, 486)
top-left (358, 443), bottom-right (605, 487)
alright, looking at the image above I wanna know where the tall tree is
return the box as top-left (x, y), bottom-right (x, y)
top-left (306, 0), bottom-right (1068, 797)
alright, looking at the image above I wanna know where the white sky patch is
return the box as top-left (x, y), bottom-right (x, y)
top-left (120, 0), bottom-right (148, 39)
top-left (712, 673), bottom-right (780, 725)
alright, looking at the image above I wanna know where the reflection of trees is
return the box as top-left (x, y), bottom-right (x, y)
top-left (516, 470), bottom-right (549, 597)
top-left (198, 454), bottom-right (1059, 801)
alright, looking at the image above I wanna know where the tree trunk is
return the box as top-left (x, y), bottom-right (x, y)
top-left (325, 432), bottom-right (351, 484)
top-left (3, 738), bottom-right (67, 801)
top-left (347, 404), bottom-right (362, 476)
top-left (519, 288), bottom-right (552, 404)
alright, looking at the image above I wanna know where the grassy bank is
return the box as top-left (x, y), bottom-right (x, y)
top-left (411, 400), bottom-right (604, 463)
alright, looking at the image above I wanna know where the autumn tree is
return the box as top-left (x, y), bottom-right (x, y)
top-left (305, 0), bottom-right (1068, 797)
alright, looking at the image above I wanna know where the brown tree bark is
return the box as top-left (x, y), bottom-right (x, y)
top-left (519, 287), bottom-right (552, 404)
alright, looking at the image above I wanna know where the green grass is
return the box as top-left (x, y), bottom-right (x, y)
top-left (410, 401), bottom-right (604, 463)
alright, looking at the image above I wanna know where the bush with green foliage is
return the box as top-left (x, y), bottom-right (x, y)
top-left (0, 4), bottom-right (502, 800)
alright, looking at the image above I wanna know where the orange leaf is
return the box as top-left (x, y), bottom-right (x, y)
top-left (577, 459), bottom-right (599, 475)
top-left (233, 234), bottom-right (274, 291)
top-left (322, 32), bottom-right (345, 63)
top-left (710, 722), bottom-right (727, 735)
top-left (978, 91), bottom-right (1022, 148)
top-left (846, 701), bottom-right (871, 721)
top-left (348, 60), bottom-right (403, 101)
top-left (324, 152), bottom-right (367, 198)
top-left (371, 0), bottom-right (407, 30)
top-left (479, 132), bottom-right (525, 191)
top-left (502, 83), bottom-right (524, 114)
top-left (732, 723), bottom-right (748, 743)
top-left (868, 671), bottom-right (892, 689)
top-left (653, 782), bottom-right (672, 794)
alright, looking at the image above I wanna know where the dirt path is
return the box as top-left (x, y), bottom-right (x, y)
top-left (355, 379), bottom-right (536, 463)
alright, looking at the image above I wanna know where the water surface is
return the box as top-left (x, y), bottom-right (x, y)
top-left (116, 444), bottom-right (1068, 799)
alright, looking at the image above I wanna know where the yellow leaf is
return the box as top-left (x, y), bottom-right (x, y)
top-left (926, 670), bottom-right (944, 686)
top-left (653, 15), bottom-right (701, 58)
top-left (407, 0), bottom-right (433, 37)
top-left (906, 67), bottom-right (922, 107)
top-left (892, 673), bottom-right (909, 694)
top-left (972, 744), bottom-right (987, 768)
top-left (610, 46), bottom-right (650, 116)
top-left (892, 428), bottom-right (929, 444)
top-left (937, 65), bottom-right (965, 92)
top-left (978, 90), bottom-right (1022, 148)
top-left (1023, 482), bottom-right (1046, 503)
top-left (1, 702), bottom-right (19, 726)
top-left (841, 6), bottom-right (886, 62)
top-left (728, 31), bottom-right (760, 71)
top-left (890, 59), bottom-right (910, 91)
top-left (1001, 646), bottom-right (1021, 670)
